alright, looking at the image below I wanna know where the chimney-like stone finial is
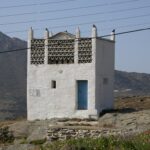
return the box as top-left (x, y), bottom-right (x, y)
top-left (45, 28), bottom-right (49, 39)
top-left (28, 27), bottom-right (34, 40)
top-left (49, 31), bottom-right (53, 37)
top-left (76, 27), bottom-right (80, 38)
top-left (92, 24), bottom-right (97, 38)
top-left (110, 29), bottom-right (115, 41)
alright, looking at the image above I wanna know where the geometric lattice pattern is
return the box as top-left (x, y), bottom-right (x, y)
top-left (31, 39), bottom-right (45, 64)
top-left (48, 39), bottom-right (74, 64)
top-left (78, 38), bottom-right (92, 63)
top-left (30, 37), bottom-right (92, 65)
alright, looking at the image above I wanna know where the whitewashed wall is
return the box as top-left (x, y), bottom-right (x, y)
top-left (27, 63), bottom-right (98, 120)
top-left (96, 38), bottom-right (115, 112)
top-left (27, 28), bottom-right (115, 120)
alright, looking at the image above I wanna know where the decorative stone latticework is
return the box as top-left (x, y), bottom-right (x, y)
top-left (30, 38), bottom-right (93, 65)
top-left (78, 38), bottom-right (92, 63)
top-left (48, 39), bottom-right (75, 64)
top-left (31, 39), bottom-right (45, 64)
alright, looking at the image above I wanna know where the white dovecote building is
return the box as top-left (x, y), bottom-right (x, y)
top-left (27, 26), bottom-right (115, 120)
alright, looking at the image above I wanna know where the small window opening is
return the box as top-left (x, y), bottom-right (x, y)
top-left (103, 78), bottom-right (108, 85)
top-left (51, 80), bottom-right (56, 88)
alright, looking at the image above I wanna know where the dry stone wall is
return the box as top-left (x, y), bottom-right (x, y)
top-left (46, 127), bottom-right (141, 142)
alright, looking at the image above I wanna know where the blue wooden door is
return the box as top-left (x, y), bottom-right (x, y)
top-left (77, 80), bottom-right (88, 110)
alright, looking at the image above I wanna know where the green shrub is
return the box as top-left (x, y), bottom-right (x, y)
top-left (30, 138), bottom-right (46, 145)
top-left (19, 137), bottom-right (28, 144)
top-left (41, 132), bottom-right (150, 150)
top-left (0, 126), bottom-right (14, 144)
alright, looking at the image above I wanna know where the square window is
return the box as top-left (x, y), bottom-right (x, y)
top-left (51, 80), bottom-right (56, 89)
top-left (103, 78), bottom-right (108, 84)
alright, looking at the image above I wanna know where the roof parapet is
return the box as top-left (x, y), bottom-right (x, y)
top-left (49, 31), bottom-right (53, 37)
top-left (28, 27), bottom-right (34, 40)
top-left (110, 29), bottom-right (115, 41)
top-left (92, 24), bottom-right (97, 38)
top-left (45, 28), bottom-right (49, 39)
top-left (76, 27), bottom-right (80, 38)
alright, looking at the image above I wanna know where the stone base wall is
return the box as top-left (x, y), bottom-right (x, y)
top-left (47, 127), bottom-right (139, 142)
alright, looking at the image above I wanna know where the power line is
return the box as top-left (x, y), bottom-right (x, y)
top-left (110, 13), bottom-right (150, 22)
top-left (44, 13), bottom-right (150, 29)
top-left (1, 27), bottom-right (150, 54)
top-left (111, 0), bottom-right (139, 5)
top-left (0, 12), bottom-right (37, 18)
top-left (39, 7), bottom-right (150, 22)
top-left (101, 27), bottom-right (150, 37)
top-left (4, 13), bottom-right (150, 35)
top-left (102, 22), bottom-right (150, 31)
top-left (0, 3), bottom-right (107, 18)
top-left (0, 48), bottom-right (27, 54)
top-left (5, 21), bottom-right (150, 35)
top-left (1, 0), bottom-right (149, 34)
top-left (1, 7), bottom-right (150, 26)
top-left (0, 0), bottom-right (144, 18)
top-left (0, 0), bottom-right (77, 9)
top-left (80, 22), bottom-right (150, 34)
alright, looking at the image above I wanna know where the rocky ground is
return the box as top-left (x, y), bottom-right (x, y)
top-left (0, 96), bottom-right (150, 150)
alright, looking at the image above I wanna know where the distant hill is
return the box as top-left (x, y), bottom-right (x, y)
top-left (0, 31), bottom-right (150, 120)
top-left (115, 70), bottom-right (150, 96)
top-left (0, 32), bottom-right (27, 120)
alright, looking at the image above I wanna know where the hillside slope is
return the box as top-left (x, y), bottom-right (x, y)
top-left (0, 32), bottom-right (27, 120)
top-left (115, 70), bottom-right (150, 96)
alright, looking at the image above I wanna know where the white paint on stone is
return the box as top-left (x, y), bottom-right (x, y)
top-left (27, 27), bottom-right (115, 120)
top-left (75, 27), bottom-right (80, 38)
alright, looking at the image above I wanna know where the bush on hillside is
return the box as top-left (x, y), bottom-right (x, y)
top-left (41, 131), bottom-right (150, 150)
top-left (0, 127), bottom-right (14, 143)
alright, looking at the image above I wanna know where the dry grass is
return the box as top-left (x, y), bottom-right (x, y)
top-left (0, 121), bottom-right (16, 128)
top-left (0, 96), bottom-right (149, 128)
top-left (0, 118), bottom-right (26, 128)
top-left (115, 96), bottom-right (150, 111)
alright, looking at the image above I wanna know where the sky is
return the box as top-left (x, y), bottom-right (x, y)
top-left (0, 0), bottom-right (150, 73)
